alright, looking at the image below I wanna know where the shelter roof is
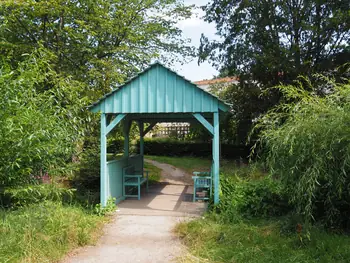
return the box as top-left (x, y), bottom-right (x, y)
top-left (89, 62), bottom-right (230, 114)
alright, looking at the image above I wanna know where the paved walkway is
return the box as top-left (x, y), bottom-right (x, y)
top-left (63, 160), bottom-right (206, 263)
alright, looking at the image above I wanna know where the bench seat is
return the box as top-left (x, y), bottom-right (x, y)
top-left (192, 171), bottom-right (212, 202)
top-left (123, 165), bottom-right (149, 200)
top-left (124, 177), bottom-right (148, 186)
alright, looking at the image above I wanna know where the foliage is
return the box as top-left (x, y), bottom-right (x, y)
top-left (200, 0), bottom-right (350, 86)
top-left (140, 138), bottom-right (250, 159)
top-left (73, 120), bottom-right (101, 192)
top-left (167, 157), bottom-right (350, 262)
top-left (175, 216), bottom-right (350, 263)
top-left (200, 0), bottom-right (350, 142)
top-left (0, 48), bottom-right (85, 186)
top-left (217, 175), bottom-right (290, 222)
top-left (0, 201), bottom-right (105, 263)
top-left (0, 0), bottom-right (194, 97)
top-left (253, 77), bottom-right (350, 228)
top-left (212, 82), bottom-right (278, 144)
top-left (93, 197), bottom-right (116, 216)
top-left (0, 0), bottom-right (196, 192)
top-left (186, 115), bottom-right (238, 144)
top-left (2, 184), bottom-right (75, 207)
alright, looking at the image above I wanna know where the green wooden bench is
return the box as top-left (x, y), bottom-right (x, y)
top-left (122, 165), bottom-right (149, 200)
top-left (192, 171), bottom-right (212, 202)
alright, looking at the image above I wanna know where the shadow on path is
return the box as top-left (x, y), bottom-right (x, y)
top-left (63, 160), bottom-right (206, 263)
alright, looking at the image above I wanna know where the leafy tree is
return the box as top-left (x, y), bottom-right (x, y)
top-left (0, 48), bottom-right (85, 186)
top-left (200, 0), bottom-right (350, 86)
top-left (199, 0), bottom-right (350, 142)
top-left (0, 0), bottom-right (196, 188)
top-left (0, 0), bottom-right (194, 98)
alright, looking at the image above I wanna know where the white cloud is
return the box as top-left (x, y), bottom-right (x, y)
top-left (172, 0), bottom-right (220, 81)
top-left (178, 15), bottom-right (202, 29)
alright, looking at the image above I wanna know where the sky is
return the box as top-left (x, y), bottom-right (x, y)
top-left (173, 0), bottom-right (219, 82)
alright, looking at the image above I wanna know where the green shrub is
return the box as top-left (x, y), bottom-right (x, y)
top-left (216, 175), bottom-right (290, 222)
top-left (3, 184), bottom-right (76, 207)
top-left (138, 138), bottom-right (250, 159)
top-left (93, 197), bottom-right (117, 216)
top-left (0, 48), bottom-right (85, 186)
top-left (254, 78), bottom-right (350, 228)
top-left (75, 131), bottom-right (101, 192)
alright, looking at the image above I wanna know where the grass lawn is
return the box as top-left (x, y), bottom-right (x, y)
top-left (0, 201), bottom-right (107, 262)
top-left (145, 155), bottom-right (248, 176)
top-left (144, 161), bottom-right (162, 183)
top-left (146, 155), bottom-right (212, 173)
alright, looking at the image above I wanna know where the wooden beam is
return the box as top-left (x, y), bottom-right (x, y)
top-left (192, 113), bottom-right (214, 135)
top-left (123, 120), bottom-right (132, 157)
top-left (142, 122), bottom-right (157, 137)
top-left (106, 114), bottom-right (126, 135)
top-left (137, 121), bottom-right (145, 172)
top-left (100, 113), bottom-right (107, 207)
top-left (213, 111), bottom-right (220, 205)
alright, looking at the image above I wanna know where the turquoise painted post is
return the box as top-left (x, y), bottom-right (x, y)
top-left (100, 113), bottom-right (107, 207)
top-left (213, 111), bottom-right (220, 205)
top-left (138, 121), bottom-right (144, 171)
top-left (123, 120), bottom-right (130, 157)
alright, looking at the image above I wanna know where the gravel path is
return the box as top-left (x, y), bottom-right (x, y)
top-left (62, 160), bottom-right (202, 263)
top-left (64, 215), bottom-right (185, 263)
top-left (145, 159), bottom-right (193, 185)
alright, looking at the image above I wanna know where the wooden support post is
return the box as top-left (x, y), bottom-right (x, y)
top-left (123, 120), bottom-right (131, 157)
top-left (138, 121), bottom-right (144, 171)
top-left (213, 111), bottom-right (220, 205)
top-left (100, 113), bottom-right (107, 207)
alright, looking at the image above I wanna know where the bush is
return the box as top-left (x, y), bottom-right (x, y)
top-left (107, 138), bottom-right (124, 153)
top-left (254, 77), bottom-right (350, 228)
top-left (0, 48), bottom-right (85, 186)
top-left (137, 138), bottom-right (250, 159)
top-left (216, 172), bottom-right (290, 222)
top-left (2, 184), bottom-right (76, 207)
top-left (93, 197), bottom-right (117, 216)
top-left (75, 131), bottom-right (101, 192)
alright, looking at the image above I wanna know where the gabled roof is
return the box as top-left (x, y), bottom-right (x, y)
top-left (89, 62), bottom-right (230, 114)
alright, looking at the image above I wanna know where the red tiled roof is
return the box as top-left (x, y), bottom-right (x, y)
top-left (194, 76), bottom-right (239, 85)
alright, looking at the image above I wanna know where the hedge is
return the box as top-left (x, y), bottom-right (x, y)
top-left (108, 138), bottom-right (250, 159)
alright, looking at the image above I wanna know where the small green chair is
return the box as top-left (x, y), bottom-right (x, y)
top-left (192, 171), bottom-right (212, 202)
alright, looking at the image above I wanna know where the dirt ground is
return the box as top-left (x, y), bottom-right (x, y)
top-left (62, 160), bottom-right (205, 263)
top-left (145, 159), bottom-right (194, 185)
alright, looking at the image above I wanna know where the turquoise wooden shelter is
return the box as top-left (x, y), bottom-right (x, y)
top-left (89, 62), bottom-right (230, 206)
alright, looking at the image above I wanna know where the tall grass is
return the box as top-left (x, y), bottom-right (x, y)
top-left (253, 78), bottom-right (350, 227)
top-left (0, 201), bottom-right (106, 262)
top-left (170, 156), bottom-right (350, 263)
top-left (175, 216), bottom-right (350, 263)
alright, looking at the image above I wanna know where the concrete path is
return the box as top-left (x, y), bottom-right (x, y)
top-left (63, 160), bottom-right (206, 263)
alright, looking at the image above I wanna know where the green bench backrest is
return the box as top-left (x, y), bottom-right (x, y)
top-left (195, 177), bottom-right (211, 186)
top-left (123, 165), bottom-right (135, 175)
